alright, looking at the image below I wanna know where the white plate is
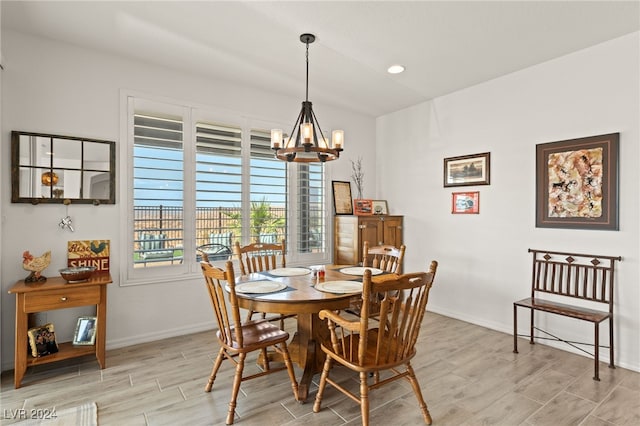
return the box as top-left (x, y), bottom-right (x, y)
top-left (315, 280), bottom-right (363, 294)
top-left (340, 267), bottom-right (384, 276)
top-left (233, 281), bottom-right (287, 294)
top-left (268, 267), bottom-right (311, 277)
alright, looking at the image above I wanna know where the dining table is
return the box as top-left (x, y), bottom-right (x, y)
top-left (233, 264), bottom-right (389, 402)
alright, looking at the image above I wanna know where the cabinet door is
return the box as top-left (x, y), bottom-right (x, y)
top-left (358, 217), bottom-right (383, 248)
top-left (334, 216), bottom-right (359, 265)
top-left (382, 216), bottom-right (403, 247)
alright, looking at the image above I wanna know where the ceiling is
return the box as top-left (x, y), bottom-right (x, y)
top-left (2, 1), bottom-right (639, 117)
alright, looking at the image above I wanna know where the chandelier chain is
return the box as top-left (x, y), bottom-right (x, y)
top-left (305, 40), bottom-right (310, 102)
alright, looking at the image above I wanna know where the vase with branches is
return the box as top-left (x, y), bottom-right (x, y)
top-left (351, 157), bottom-right (364, 199)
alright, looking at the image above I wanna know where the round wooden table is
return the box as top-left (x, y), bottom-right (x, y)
top-left (234, 264), bottom-right (360, 402)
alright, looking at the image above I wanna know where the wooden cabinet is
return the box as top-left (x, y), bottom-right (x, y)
top-left (8, 273), bottom-right (112, 388)
top-left (333, 215), bottom-right (403, 266)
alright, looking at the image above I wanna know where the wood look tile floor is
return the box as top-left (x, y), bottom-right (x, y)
top-left (1, 312), bottom-right (638, 426)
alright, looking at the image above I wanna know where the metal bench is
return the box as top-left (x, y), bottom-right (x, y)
top-left (513, 248), bottom-right (621, 380)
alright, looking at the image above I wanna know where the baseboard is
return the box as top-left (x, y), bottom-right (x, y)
top-left (105, 321), bottom-right (215, 350)
top-left (427, 304), bottom-right (639, 373)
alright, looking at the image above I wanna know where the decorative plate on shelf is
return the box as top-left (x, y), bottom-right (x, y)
top-left (268, 267), bottom-right (311, 277)
top-left (315, 280), bottom-right (363, 294)
top-left (339, 267), bottom-right (384, 276)
top-left (232, 281), bottom-right (287, 294)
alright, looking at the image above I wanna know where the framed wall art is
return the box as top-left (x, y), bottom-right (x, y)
top-left (451, 191), bottom-right (480, 214)
top-left (354, 199), bottom-right (373, 215)
top-left (444, 152), bottom-right (490, 187)
top-left (332, 181), bottom-right (353, 215)
top-left (536, 133), bottom-right (619, 230)
top-left (372, 200), bottom-right (388, 215)
top-left (73, 316), bottom-right (97, 345)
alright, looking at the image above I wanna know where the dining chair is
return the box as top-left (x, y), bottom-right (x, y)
top-left (200, 260), bottom-right (299, 425)
top-left (362, 241), bottom-right (406, 273)
top-left (313, 261), bottom-right (439, 426)
top-left (233, 240), bottom-right (292, 327)
top-left (234, 239), bottom-right (286, 275)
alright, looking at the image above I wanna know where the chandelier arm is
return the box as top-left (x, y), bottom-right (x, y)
top-left (287, 107), bottom-right (305, 148)
top-left (310, 108), bottom-right (328, 147)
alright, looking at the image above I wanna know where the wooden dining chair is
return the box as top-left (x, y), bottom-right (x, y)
top-left (234, 239), bottom-right (286, 276)
top-left (233, 240), bottom-right (292, 327)
top-left (362, 241), bottom-right (406, 273)
top-left (200, 260), bottom-right (299, 425)
top-left (313, 261), bottom-right (439, 426)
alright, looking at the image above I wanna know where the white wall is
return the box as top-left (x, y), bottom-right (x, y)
top-left (0, 30), bottom-right (376, 370)
top-left (377, 32), bottom-right (640, 372)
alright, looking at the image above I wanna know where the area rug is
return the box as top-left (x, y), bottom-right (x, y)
top-left (14, 402), bottom-right (97, 426)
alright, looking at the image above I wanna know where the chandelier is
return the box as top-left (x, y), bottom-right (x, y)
top-left (271, 33), bottom-right (344, 162)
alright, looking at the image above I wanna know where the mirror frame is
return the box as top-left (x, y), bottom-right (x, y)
top-left (11, 131), bottom-right (116, 205)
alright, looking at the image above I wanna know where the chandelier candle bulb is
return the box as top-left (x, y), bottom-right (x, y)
top-left (332, 130), bottom-right (344, 150)
top-left (302, 123), bottom-right (313, 145)
top-left (271, 129), bottom-right (283, 149)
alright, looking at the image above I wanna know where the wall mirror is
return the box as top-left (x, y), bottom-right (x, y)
top-left (11, 131), bottom-right (116, 204)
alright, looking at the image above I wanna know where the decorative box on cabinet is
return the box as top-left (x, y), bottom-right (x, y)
top-left (333, 215), bottom-right (403, 267)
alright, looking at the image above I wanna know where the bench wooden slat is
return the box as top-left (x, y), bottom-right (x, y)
top-left (514, 297), bottom-right (610, 323)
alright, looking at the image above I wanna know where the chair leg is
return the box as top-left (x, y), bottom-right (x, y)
top-left (278, 342), bottom-right (299, 401)
top-left (206, 347), bottom-right (226, 392)
top-left (246, 310), bottom-right (255, 322)
top-left (406, 363), bottom-right (432, 425)
top-left (313, 356), bottom-right (333, 412)
top-left (359, 371), bottom-right (370, 426)
top-left (259, 347), bottom-right (270, 371)
top-left (226, 352), bottom-right (246, 425)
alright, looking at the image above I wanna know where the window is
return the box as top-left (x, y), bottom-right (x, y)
top-left (249, 130), bottom-right (287, 245)
top-left (195, 122), bottom-right (242, 261)
top-left (132, 111), bottom-right (185, 268)
top-left (124, 96), bottom-right (330, 284)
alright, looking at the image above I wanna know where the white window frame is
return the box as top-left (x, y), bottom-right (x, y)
top-left (119, 92), bottom-right (332, 286)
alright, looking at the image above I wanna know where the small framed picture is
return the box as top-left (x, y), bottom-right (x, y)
top-left (28, 323), bottom-right (59, 357)
top-left (372, 200), bottom-right (388, 215)
top-left (73, 316), bottom-right (97, 345)
top-left (354, 199), bottom-right (374, 215)
top-left (332, 181), bottom-right (353, 215)
top-left (444, 152), bottom-right (490, 187)
top-left (452, 192), bottom-right (480, 214)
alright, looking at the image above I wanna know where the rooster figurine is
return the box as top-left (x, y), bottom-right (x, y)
top-left (22, 250), bottom-right (51, 283)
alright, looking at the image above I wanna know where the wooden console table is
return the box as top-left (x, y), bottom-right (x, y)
top-left (8, 273), bottom-right (112, 388)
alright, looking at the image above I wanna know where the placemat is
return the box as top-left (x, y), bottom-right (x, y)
top-left (267, 267), bottom-right (311, 277)
top-left (339, 266), bottom-right (384, 276)
top-left (315, 280), bottom-right (363, 294)
top-left (232, 281), bottom-right (287, 294)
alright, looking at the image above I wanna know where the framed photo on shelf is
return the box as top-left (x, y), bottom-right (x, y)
top-left (452, 191), bottom-right (480, 214)
top-left (444, 152), bottom-right (490, 187)
top-left (73, 316), bottom-right (97, 345)
top-left (536, 133), bottom-right (619, 230)
top-left (27, 323), bottom-right (59, 357)
top-left (372, 200), bottom-right (388, 215)
top-left (354, 199), bottom-right (374, 215)
top-left (332, 181), bottom-right (353, 215)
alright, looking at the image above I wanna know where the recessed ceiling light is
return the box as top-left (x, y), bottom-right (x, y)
top-left (387, 64), bottom-right (405, 74)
